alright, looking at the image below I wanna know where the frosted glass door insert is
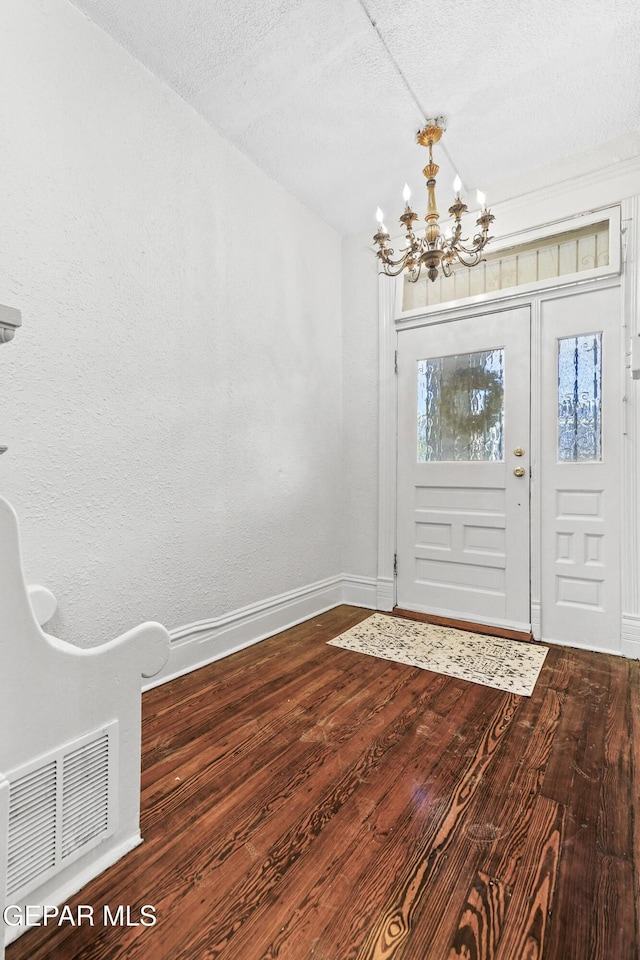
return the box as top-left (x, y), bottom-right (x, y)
top-left (557, 333), bottom-right (602, 461)
top-left (417, 349), bottom-right (504, 462)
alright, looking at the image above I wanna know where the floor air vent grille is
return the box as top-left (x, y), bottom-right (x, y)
top-left (62, 736), bottom-right (110, 858)
top-left (7, 761), bottom-right (57, 897)
top-left (7, 723), bottom-right (117, 900)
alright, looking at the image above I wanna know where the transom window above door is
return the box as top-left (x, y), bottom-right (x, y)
top-left (397, 208), bottom-right (620, 318)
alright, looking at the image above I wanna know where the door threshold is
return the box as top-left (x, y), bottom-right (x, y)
top-left (393, 608), bottom-right (534, 643)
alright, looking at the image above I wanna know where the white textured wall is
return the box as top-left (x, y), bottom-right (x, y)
top-left (341, 233), bottom-right (379, 579)
top-left (0, 0), bottom-right (342, 645)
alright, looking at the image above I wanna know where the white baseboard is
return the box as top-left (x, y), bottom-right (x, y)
top-left (143, 575), bottom-right (346, 691)
top-left (376, 577), bottom-right (395, 611)
top-left (341, 574), bottom-right (378, 609)
top-left (144, 579), bottom-right (640, 692)
top-left (530, 600), bottom-right (541, 641)
top-left (621, 615), bottom-right (640, 659)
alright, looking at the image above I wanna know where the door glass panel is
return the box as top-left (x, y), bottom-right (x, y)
top-left (557, 333), bottom-right (602, 461)
top-left (417, 349), bottom-right (505, 462)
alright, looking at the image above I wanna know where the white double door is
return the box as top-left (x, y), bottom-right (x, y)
top-left (396, 287), bottom-right (621, 649)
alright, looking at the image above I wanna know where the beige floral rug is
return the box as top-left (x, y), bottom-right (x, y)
top-left (327, 613), bottom-right (548, 697)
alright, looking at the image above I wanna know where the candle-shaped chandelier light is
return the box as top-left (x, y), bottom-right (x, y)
top-left (373, 118), bottom-right (495, 283)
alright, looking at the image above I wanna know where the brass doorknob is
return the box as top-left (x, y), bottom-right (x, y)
top-left (513, 467), bottom-right (526, 477)
top-left (514, 447), bottom-right (525, 457)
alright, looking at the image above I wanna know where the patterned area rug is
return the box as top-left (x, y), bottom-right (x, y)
top-left (327, 613), bottom-right (548, 697)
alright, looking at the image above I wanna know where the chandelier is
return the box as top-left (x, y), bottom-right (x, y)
top-left (373, 118), bottom-right (495, 283)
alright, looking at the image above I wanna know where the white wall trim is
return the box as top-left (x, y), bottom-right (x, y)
top-left (377, 274), bottom-right (397, 612)
top-left (143, 574), bottom-right (395, 691)
top-left (621, 615), bottom-right (640, 659)
top-left (529, 298), bottom-right (542, 643)
top-left (142, 567), bottom-right (640, 695)
top-left (530, 601), bottom-right (541, 642)
top-left (376, 576), bottom-right (395, 611)
top-left (144, 575), bottom-right (345, 690)
top-left (494, 155), bottom-right (640, 222)
top-left (342, 574), bottom-right (378, 609)
top-left (621, 198), bottom-right (640, 628)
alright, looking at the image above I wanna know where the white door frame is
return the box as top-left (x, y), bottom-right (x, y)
top-left (376, 198), bottom-right (640, 655)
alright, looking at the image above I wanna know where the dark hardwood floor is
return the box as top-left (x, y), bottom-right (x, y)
top-left (6, 605), bottom-right (638, 959)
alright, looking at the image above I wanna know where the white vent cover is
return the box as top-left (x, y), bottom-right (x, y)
top-left (7, 723), bottom-right (118, 901)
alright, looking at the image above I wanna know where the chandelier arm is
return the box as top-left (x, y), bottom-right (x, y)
top-left (441, 258), bottom-right (454, 278)
top-left (377, 250), bottom-right (418, 275)
top-left (455, 235), bottom-right (490, 255)
top-left (473, 226), bottom-right (493, 242)
top-left (379, 262), bottom-right (414, 278)
top-left (454, 251), bottom-right (485, 268)
top-left (382, 251), bottom-right (417, 269)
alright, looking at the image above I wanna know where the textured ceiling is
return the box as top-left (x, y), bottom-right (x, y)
top-left (68, 0), bottom-right (640, 235)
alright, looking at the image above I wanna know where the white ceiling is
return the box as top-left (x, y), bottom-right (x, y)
top-left (68, 0), bottom-right (640, 236)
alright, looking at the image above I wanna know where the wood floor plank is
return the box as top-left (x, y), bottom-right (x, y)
top-left (445, 872), bottom-right (511, 960)
top-left (597, 656), bottom-right (632, 856)
top-left (6, 606), bottom-right (637, 960)
top-left (140, 655), bottom-right (376, 814)
top-left (479, 686), bottom-right (563, 888)
top-left (134, 665), bottom-right (426, 949)
top-left (164, 676), bottom-right (476, 960)
top-left (375, 677), bottom-right (563, 958)
top-left (217, 680), bottom-right (495, 960)
top-left (541, 654), bottom-right (636, 960)
top-left (352, 692), bottom-right (520, 960)
top-left (70, 659), bottom-right (432, 960)
top-left (630, 659), bottom-right (640, 954)
top-left (492, 796), bottom-right (564, 960)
